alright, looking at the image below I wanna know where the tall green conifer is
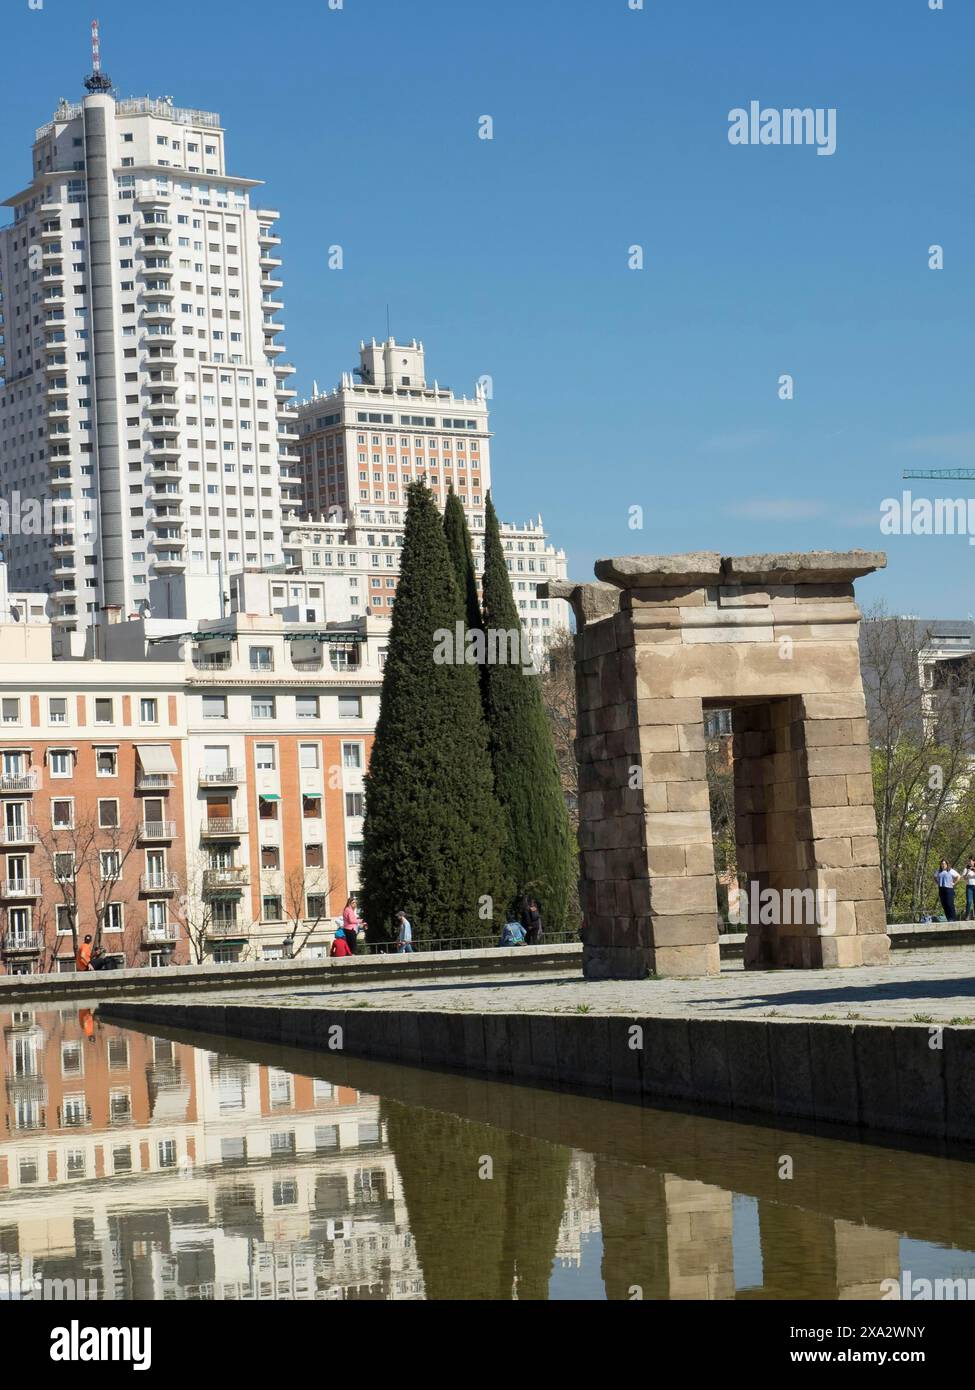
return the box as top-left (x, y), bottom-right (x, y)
top-left (360, 482), bottom-right (508, 943)
top-left (480, 492), bottom-right (576, 929)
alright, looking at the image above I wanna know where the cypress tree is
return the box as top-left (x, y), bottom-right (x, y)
top-left (443, 488), bottom-right (483, 635)
top-left (480, 491), bottom-right (576, 931)
top-left (360, 481), bottom-right (509, 945)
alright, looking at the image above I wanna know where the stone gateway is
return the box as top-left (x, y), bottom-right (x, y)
top-left (560, 551), bottom-right (890, 980)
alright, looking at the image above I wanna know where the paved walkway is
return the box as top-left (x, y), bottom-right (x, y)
top-left (194, 946), bottom-right (975, 1025)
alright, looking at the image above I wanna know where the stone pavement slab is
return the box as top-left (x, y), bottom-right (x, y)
top-left (168, 946), bottom-right (975, 1026)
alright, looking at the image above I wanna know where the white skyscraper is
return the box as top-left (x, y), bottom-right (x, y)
top-left (0, 35), bottom-right (299, 640)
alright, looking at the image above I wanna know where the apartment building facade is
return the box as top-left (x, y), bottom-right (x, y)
top-left (293, 341), bottom-right (570, 647)
top-left (0, 80), bottom-right (299, 642)
top-left (0, 607), bottom-right (385, 974)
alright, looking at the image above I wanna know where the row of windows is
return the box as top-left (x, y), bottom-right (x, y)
top-left (1, 696), bottom-right (162, 726)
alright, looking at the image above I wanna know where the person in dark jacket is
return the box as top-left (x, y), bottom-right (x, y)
top-left (521, 896), bottom-right (543, 945)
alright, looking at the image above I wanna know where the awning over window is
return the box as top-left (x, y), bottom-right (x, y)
top-left (260, 793), bottom-right (281, 802)
top-left (136, 744), bottom-right (178, 774)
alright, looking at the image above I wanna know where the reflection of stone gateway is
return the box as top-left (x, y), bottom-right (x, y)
top-left (555, 551), bottom-right (891, 980)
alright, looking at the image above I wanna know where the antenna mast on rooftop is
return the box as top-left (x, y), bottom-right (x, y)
top-left (84, 18), bottom-right (113, 94)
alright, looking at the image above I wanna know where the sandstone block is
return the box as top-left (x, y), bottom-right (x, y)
top-left (649, 913), bottom-right (720, 947)
top-left (851, 836), bottom-right (881, 866)
top-left (800, 805), bottom-right (879, 839)
top-left (649, 875), bottom-right (718, 915)
top-left (801, 693), bottom-right (867, 720)
top-left (654, 943), bottom-right (721, 977)
top-left (644, 750), bottom-right (706, 782)
top-left (637, 696), bottom-right (705, 725)
top-left (855, 899), bottom-right (889, 934)
top-left (666, 781), bottom-right (710, 812)
top-left (645, 810), bottom-right (713, 846)
top-left (846, 773), bottom-right (875, 805)
top-left (639, 724), bottom-right (681, 752)
top-left (807, 775), bottom-right (850, 807)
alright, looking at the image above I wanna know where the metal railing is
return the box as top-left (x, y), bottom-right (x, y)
top-left (140, 872), bottom-right (178, 893)
top-left (1, 878), bottom-right (41, 898)
top-left (198, 767), bottom-right (242, 785)
top-left (202, 867), bottom-right (249, 892)
top-left (1, 931), bottom-right (42, 954)
top-left (136, 772), bottom-right (174, 791)
top-left (0, 824), bottom-right (38, 845)
top-left (0, 771), bottom-right (39, 792)
top-left (138, 820), bottom-right (176, 841)
top-left (201, 818), bottom-right (246, 836)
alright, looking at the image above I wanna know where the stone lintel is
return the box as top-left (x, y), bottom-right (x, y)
top-left (594, 552), bottom-right (723, 588)
top-left (721, 551), bottom-right (886, 585)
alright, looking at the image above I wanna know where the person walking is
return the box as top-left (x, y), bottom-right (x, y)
top-left (329, 927), bottom-right (352, 958)
top-left (342, 895), bottom-right (360, 955)
top-left (964, 858), bottom-right (975, 921)
top-left (395, 911), bottom-right (414, 954)
top-left (521, 896), bottom-right (543, 945)
top-left (935, 860), bottom-right (961, 922)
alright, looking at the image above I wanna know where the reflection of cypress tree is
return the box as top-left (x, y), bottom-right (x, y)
top-left (502, 1142), bottom-right (571, 1299)
top-left (383, 1098), bottom-right (570, 1300)
top-left (594, 1159), bottom-right (671, 1301)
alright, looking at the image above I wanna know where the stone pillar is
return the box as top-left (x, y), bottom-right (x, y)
top-left (576, 550), bottom-right (891, 978)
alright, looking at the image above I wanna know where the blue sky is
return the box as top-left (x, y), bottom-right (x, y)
top-left (3, 0), bottom-right (973, 616)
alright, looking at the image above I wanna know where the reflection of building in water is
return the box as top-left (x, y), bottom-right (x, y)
top-left (554, 1152), bottom-right (600, 1269)
top-left (0, 1008), bottom-right (423, 1300)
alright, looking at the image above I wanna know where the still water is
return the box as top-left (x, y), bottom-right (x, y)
top-left (2, 1006), bottom-right (975, 1301)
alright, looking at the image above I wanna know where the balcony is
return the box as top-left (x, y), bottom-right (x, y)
top-left (0, 824), bottom-right (38, 846)
top-left (192, 652), bottom-right (232, 671)
top-left (136, 771), bottom-right (174, 792)
top-left (198, 766), bottom-right (242, 786)
top-left (1, 878), bottom-right (41, 899)
top-left (291, 656), bottom-right (323, 671)
top-left (141, 924), bottom-right (177, 947)
top-left (138, 820), bottom-right (176, 842)
top-left (1, 932), bottom-right (42, 956)
top-left (206, 920), bottom-right (243, 938)
top-left (140, 872), bottom-right (178, 894)
top-left (201, 818), bottom-right (246, 838)
top-left (58, 1104), bottom-right (92, 1129)
top-left (202, 866), bottom-right (249, 894)
top-left (0, 770), bottom-right (40, 793)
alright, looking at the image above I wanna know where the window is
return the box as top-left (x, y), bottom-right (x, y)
top-left (251, 695), bottom-right (275, 720)
top-left (347, 841), bottom-right (364, 867)
top-left (261, 845), bottom-right (279, 869)
top-left (52, 799), bottom-right (74, 829)
top-left (54, 852), bottom-right (75, 881)
top-left (56, 904), bottom-right (76, 935)
top-left (2, 698), bottom-right (20, 724)
top-left (259, 797), bottom-right (278, 821)
top-left (305, 842), bottom-right (324, 868)
top-left (98, 799), bottom-right (119, 829)
top-left (102, 901), bottom-right (124, 932)
top-left (338, 695), bottom-right (361, 719)
top-left (342, 743), bottom-right (362, 770)
top-left (202, 694), bottom-right (227, 719)
top-left (100, 852), bottom-right (121, 882)
top-left (299, 743), bottom-right (320, 770)
top-left (140, 698), bottom-right (158, 724)
top-left (96, 749), bottom-right (117, 777)
top-left (249, 646), bottom-right (273, 671)
top-left (302, 794), bottom-right (321, 818)
top-left (113, 1146), bottom-right (132, 1173)
top-left (49, 697), bottom-right (68, 724)
top-left (295, 694), bottom-right (318, 720)
top-left (94, 698), bottom-right (113, 724)
top-left (255, 743), bottom-right (276, 770)
top-left (262, 895), bottom-right (282, 921)
top-left (49, 750), bottom-right (72, 778)
top-left (345, 792), bottom-right (364, 817)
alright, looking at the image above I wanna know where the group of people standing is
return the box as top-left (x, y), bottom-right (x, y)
top-left (934, 858), bottom-right (975, 921)
top-left (329, 896), bottom-right (414, 956)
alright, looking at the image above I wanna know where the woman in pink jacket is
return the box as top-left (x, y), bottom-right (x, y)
top-left (342, 895), bottom-right (360, 954)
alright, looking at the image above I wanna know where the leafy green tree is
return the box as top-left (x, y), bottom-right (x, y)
top-left (480, 491), bottom-right (576, 930)
top-left (360, 481), bottom-right (508, 944)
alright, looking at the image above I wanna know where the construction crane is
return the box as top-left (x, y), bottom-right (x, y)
top-left (903, 469), bottom-right (975, 481)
